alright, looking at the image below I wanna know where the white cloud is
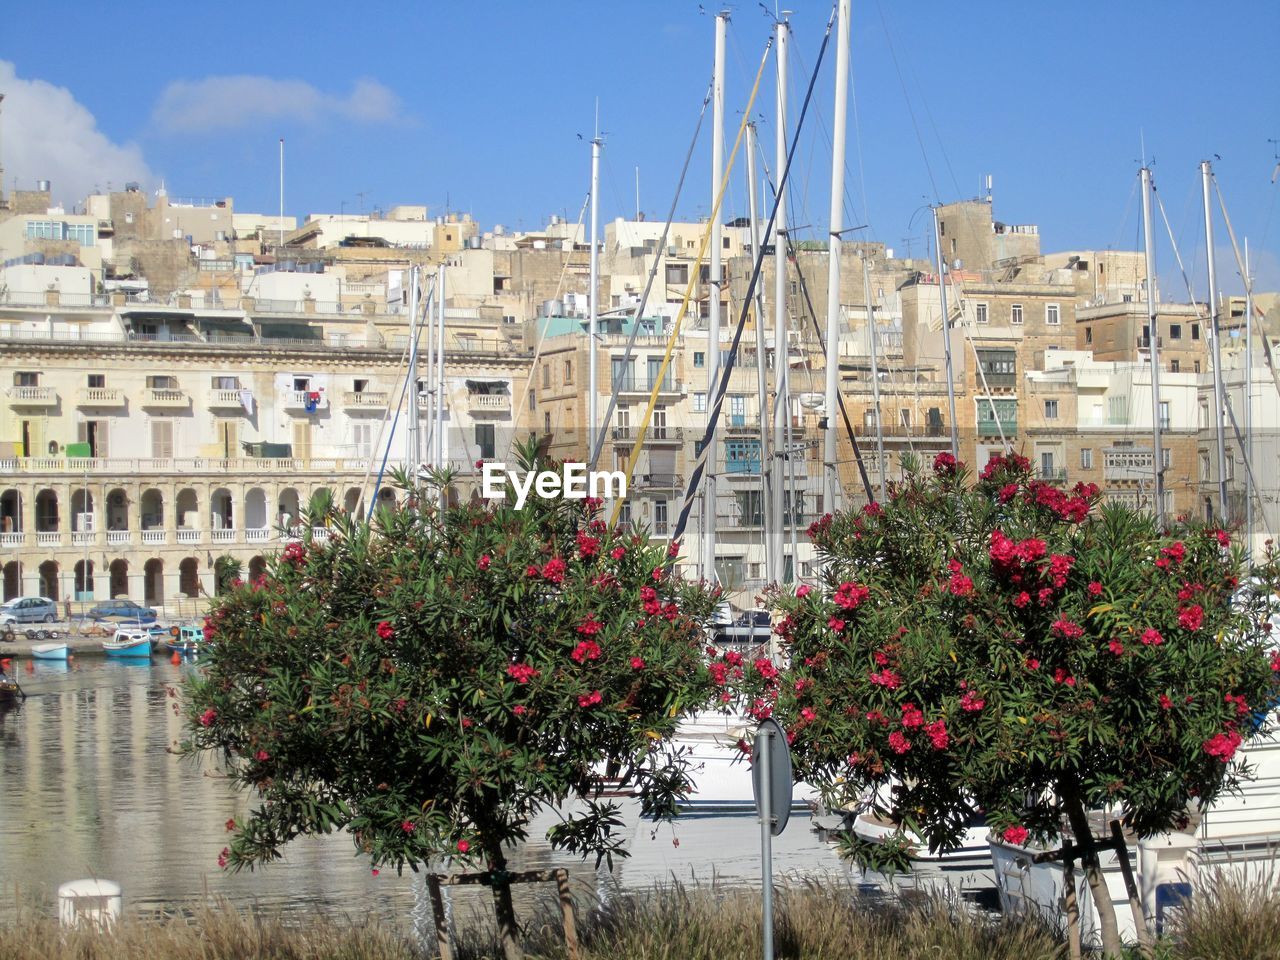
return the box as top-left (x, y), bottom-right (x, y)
top-left (0, 60), bottom-right (153, 207)
top-left (150, 75), bottom-right (404, 134)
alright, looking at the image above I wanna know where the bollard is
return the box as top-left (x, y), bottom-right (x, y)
top-left (58, 879), bottom-right (122, 930)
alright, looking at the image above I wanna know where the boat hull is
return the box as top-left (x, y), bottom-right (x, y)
top-left (31, 642), bottom-right (69, 660)
top-left (102, 639), bottom-right (152, 658)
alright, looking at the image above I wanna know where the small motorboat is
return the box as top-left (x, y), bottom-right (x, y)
top-left (31, 642), bottom-right (69, 660)
top-left (0, 674), bottom-right (23, 703)
top-left (165, 624), bottom-right (206, 655)
top-left (102, 629), bottom-right (153, 658)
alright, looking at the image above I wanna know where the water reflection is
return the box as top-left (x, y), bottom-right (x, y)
top-left (0, 660), bottom-right (849, 931)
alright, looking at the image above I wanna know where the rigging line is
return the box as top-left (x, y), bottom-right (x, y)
top-left (588, 77), bottom-right (715, 470)
top-left (671, 6), bottom-right (865, 556)
top-left (606, 36), bottom-right (775, 530)
top-left (873, 0), bottom-right (939, 202)
top-left (502, 191), bottom-right (591, 460)
top-left (847, 26), bottom-right (874, 240)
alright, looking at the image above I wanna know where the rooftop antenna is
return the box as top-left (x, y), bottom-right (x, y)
top-left (984, 174), bottom-right (993, 204)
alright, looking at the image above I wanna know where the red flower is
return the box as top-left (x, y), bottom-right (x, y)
top-left (1225, 693), bottom-right (1250, 716)
top-left (577, 614), bottom-right (603, 636)
top-left (1013, 591), bottom-right (1031, 608)
top-left (576, 532), bottom-right (600, 557)
top-left (225, 818), bottom-right (236, 832)
top-left (1025, 657), bottom-right (1040, 670)
top-left (456, 839), bottom-right (470, 854)
top-left (1088, 581), bottom-right (1103, 596)
top-left (1053, 668), bottom-right (1076, 686)
top-left (571, 640), bottom-right (601, 663)
top-left (512, 704), bottom-right (527, 716)
top-left (1002, 826), bottom-right (1029, 846)
top-left (1108, 639), bottom-right (1124, 656)
top-left (474, 459), bottom-right (484, 469)
top-left (375, 620), bottom-right (395, 640)
top-left (1141, 628), bottom-right (1164, 646)
top-left (217, 847), bottom-right (230, 869)
top-left (960, 690), bottom-right (985, 712)
top-left (1270, 651), bottom-right (1280, 672)
top-left (900, 703), bottom-right (925, 728)
top-left (478, 554), bottom-right (492, 571)
top-left (541, 557), bottom-right (567, 583)
top-left (1158, 694), bottom-right (1173, 710)
top-left (667, 541), bottom-right (680, 558)
top-left (998, 483), bottom-right (1020, 504)
top-left (525, 564), bottom-right (540, 578)
top-left (199, 708), bottom-right (217, 727)
top-left (799, 706), bottom-right (818, 723)
top-left (932, 452), bottom-right (960, 476)
top-left (888, 731), bottom-right (911, 754)
top-left (863, 501), bottom-right (883, 517)
top-left (1203, 729), bottom-right (1243, 762)
top-left (948, 571), bottom-right (975, 596)
top-left (834, 581), bottom-right (871, 610)
top-left (630, 656), bottom-right (645, 670)
top-left (507, 662), bottom-right (539, 684)
top-left (255, 750), bottom-right (270, 762)
top-left (577, 690), bottom-right (603, 708)
top-left (371, 868), bottom-right (379, 876)
top-left (796, 584), bottom-right (811, 598)
top-left (1051, 618), bottom-right (1084, 640)
top-left (401, 820), bottom-right (416, 834)
top-left (611, 546), bottom-right (626, 561)
top-left (869, 669), bottom-right (901, 689)
top-left (828, 616), bottom-right (846, 632)
top-left (1178, 605), bottom-right (1204, 631)
top-left (925, 719), bottom-right (949, 750)
top-left (1214, 529), bottom-right (1231, 548)
top-left (754, 657), bottom-right (780, 680)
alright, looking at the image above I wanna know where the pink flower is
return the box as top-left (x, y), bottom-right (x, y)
top-left (512, 704), bottom-right (527, 716)
top-left (199, 708), bottom-right (217, 727)
top-left (577, 614), bottom-right (603, 636)
top-left (1203, 729), bottom-right (1243, 761)
top-left (1158, 694), bottom-right (1173, 710)
top-left (796, 584), bottom-right (811, 598)
top-left (630, 656), bottom-right (645, 670)
top-left (478, 554), bottom-right (492, 571)
top-left (1108, 639), bottom-right (1124, 656)
top-left (1178, 605), bottom-right (1204, 631)
top-left (1088, 581), bottom-right (1103, 596)
top-left (960, 690), bottom-right (985, 712)
top-left (571, 640), bottom-right (601, 663)
top-left (402, 820), bottom-right (416, 834)
top-left (577, 690), bottom-right (603, 708)
top-left (828, 616), bottom-right (846, 633)
top-left (457, 840), bottom-right (470, 854)
top-left (611, 546), bottom-right (626, 561)
top-left (217, 847), bottom-right (230, 869)
top-left (507, 662), bottom-right (539, 684)
top-left (869, 669), bottom-right (901, 689)
top-left (1141, 628), bottom-right (1164, 646)
top-left (888, 731), bottom-right (911, 754)
top-left (900, 703), bottom-right (925, 728)
top-left (541, 557), bottom-right (567, 583)
top-left (799, 706), bottom-right (818, 723)
top-left (1002, 826), bottom-right (1029, 846)
top-left (255, 750), bottom-right (270, 762)
top-left (925, 719), bottom-right (949, 750)
top-left (834, 581), bottom-right (870, 610)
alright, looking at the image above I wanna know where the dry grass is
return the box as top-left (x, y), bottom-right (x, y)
top-left (1165, 860), bottom-right (1280, 960)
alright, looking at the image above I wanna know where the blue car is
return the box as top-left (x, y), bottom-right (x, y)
top-left (87, 599), bottom-right (157, 624)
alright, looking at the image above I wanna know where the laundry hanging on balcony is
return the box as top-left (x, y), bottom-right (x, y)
top-left (304, 391), bottom-right (320, 413)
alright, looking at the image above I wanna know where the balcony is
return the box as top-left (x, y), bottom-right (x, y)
top-left (77, 387), bottom-right (127, 408)
top-left (1104, 451), bottom-right (1154, 482)
top-left (613, 376), bottom-right (682, 395)
top-left (210, 529), bottom-right (237, 543)
top-left (976, 417), bottom-right (1018, 438)
top-left (284, 390), bottom-right (328, 413)
top-left (246, 528), bottom-right (272, 543)
top-left (0, 532), bottom-right (25, 547)
top-left (342, 390), bottom-right (390, 410)
top-left (7, 385), bottom-right (58, 406)
top-left (612, 426), bottom-right (684, 443)
top-left (142, 388), bottom-right (189, 409)
top-left (633, 473), bottom-right (683, 489)
top-left (980, 372), bottom-right (1017, 389)
top-left (36, 532), bottom-right (63, 547)
top-left (467, 393), bottom-right (512, 415)
top-left (140, 530), bottom-right (166, 545)
top-left (105, 530), bottom-right (132, 545)
top-left (209, 388), bottom-right (250, 409)
top-left (724, 416), bottom-right (763, 434)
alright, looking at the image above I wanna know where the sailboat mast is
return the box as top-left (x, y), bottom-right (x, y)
top-left (1201, 160), bottom-right (1229, 521)
top-left (862, 254), bottom-right (886, 501)
top-left (703, 10), bottom-right (727, 585)
top-left (822, 0), bottom-right (851, 512)
top-left (770, 14), bottom-right (790, 586)
top-left (931, 206), bottom-right (959, 460)
top-left (746, 121), bottom-right (773, 584)
top-left (588, 129), bottom-right (602, 455)
top-left (406, 265), bottom-right (421, 472)
top-left (1245, 238), bottom-right (1254, 563)
top-left (435, 263), bottom-right (447, 471)
top-left (1141, 166), bottom-right (1166, 528)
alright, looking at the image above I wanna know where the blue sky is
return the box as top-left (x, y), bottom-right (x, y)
top-left (3, 1), bottom-right (1278, 290)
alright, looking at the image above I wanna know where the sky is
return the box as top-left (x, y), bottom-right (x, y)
top-left (2, 0), bottom-right (1278, 293)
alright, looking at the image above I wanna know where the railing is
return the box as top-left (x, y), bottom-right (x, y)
top-left (210, 529), bottom-right (236, 543)
top-left (611, 426), bottom-right (684, 442)
top-left (613, 376), bottom-right (682, 393)
top-left (106, 530), bottom-right (131, 545)
top-left (468, 393), bottom-right (512, 413)
top-left (176, 530), bottom-right (201, 544)
top-left (1038, 468), bottom-right (1069, 482)
top-left (143, 388), bottom-right (188, 407)
top-left (0, 455), bottom-right (383, 476)
top-left (980, 372), bottom-right (1017, 388)
top-left (77, 387), bottom-right (126, 406)
top-left (1104, 451), bottom-right (1154, 482)
top-left (6, 385), bottom-right (58, 404)
top-left (71, 531), bottom-right (94, 546)
top-left (246, 528), bottom-right (271, 543)
top-left (141, 530), bottom-right (166, 544)
top-left (342, 390), bottom-right (390, 408)
top-left (36, 532), bottom-right (63, 546)
top-left (285, 390), bottom-right (328, 411)
top-left (976, 419), bottom-right (1018, 437)
top-left (0, 532), bottom-right (24, 546)
top-left (209, 388), bottom-right (246, 407)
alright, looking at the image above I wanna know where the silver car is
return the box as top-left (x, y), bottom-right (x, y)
top-left (0, 596), bottom-right (58, 624)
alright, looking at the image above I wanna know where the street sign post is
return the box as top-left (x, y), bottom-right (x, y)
top-left (751, 717), bottom-right (792, 960)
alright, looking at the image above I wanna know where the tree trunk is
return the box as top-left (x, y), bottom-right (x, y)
top-left (1064, 797), bottom-right (1124, 958)
top-left (487, 842), bottom-right (523, 960)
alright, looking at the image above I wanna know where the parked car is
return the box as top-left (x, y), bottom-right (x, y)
top-left (87, 599), bottom-right (157, 624)
top-left (0, 596), bottom-right (58, 624)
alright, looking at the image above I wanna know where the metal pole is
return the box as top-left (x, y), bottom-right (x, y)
top-left (1141, 167), bottom-right (1166, 529)
top-left (746, 122), bottom-right (772, 585)
top-left (703, 10), bottom-right (727, 586)
top-left (436, 264), bottom-right (447, 470)
top-left (1245, 238), bottom-right (1254, 564)
top-left (931, 206), bottom-right (960, 460)
top-left (1201, 160), bottom-right (1229, 521)
top-left (278, 138), bottom-right (284, 249)
top-left (822, 0), bottom-right (851, 512)
top-left (862, 255), bottom-right (886, 501)
top-left (758, 724), bottom-right (775, 960)
top-left (407, 266), bottom-right (420, 473)
top-left (770, 14), bottom-right (790, 587)
top-left (423, 272), bottom-right (435, 459)
top-left (588, 133), bottom-right (601, 456)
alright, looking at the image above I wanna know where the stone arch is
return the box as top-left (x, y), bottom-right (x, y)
top-left (178, 557), bottom-right (200, 598)
top-left (70, 488), bottom-right (95, 530)
top-left (248, 555), bottom-right (267, 582)
top-left (38, 559), bottom-right (58, 599)
top-left (105, 488), bottom-right (129, 531)
top-left (245, 488), bottom-right (268, 531)
top-left (35, 489), bottom-right (59, 532)
top-left (176, 488), bottom-right (199, 530)
top-left (277, 488), bottom-right (302, 529)
top-left (343, 486), bottom-right (363, 516)
top-left (109, 559), bottom-right (129, 599)
top-left (211, 487), bottom-right (235, 530)
top-left (144, 558), bottom-right (163, 606)
top-left (0, 489), bottom-right (21, 533)
top-left (140, 488), bottom-right (164, 530)
top-left (73, 559), bottom-right (95, 598)
top-left (3, 560), bottom-right (21, 601)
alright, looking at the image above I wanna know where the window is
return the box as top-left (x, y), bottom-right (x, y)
top-left (1191, 323), bottom-right (1201, 341)
top-left (87, 374), bottom-right (105, 388)
top-left (693, 392), bottom-right (707, 413)
top-left (1122, 293), bottom-right (1133, 302)
top-left (653, 499), bottom-right (669, 535)
top-left (977, 348), bottom-right (1016, 385)
top-left (617, 501), bottom-right (632, 527)
top-left (1040, 452), bottom-right (1056, 478)
top-left (214, 419), bottom-right (239, 458)
top-left (729, 395), bottom-right (747, 426)
top-left (148, 375), bottom-right (179, 390)
top-left (1085, 327), bottom-right (1093, 345)
top-left (352, 378), bottom-right (368, 393)
top-left (611, 358), bottom-right (634, 391)
top-left (544, 412), bottom-right (551, 434)
top-left (475, 423), bottom-right (496, 460)
top-left (213, 375), bottom-right (239, 390)
top-left (900, 409), bottom-right (912, 428)
top-left (1010, 303), bottom-right (1024, 325)
top-left (290, 376), bottom-right (310, 392)
top-left (693, 351), bottom-right (706, 368)
top-left (723, 236), bottom-right (731, 249)
top-left (1169, 324), bottom-right (1182, 340)
top-left (14, 371), bottom-right (38, 386)
top-left (563, 360), bottom-right (573, 385)
top-left (1080, 448), bottom-right (1093, 470)
top-left (1162, 448), bottom-right (1171, 469)
top-left (1045, 399), bottom-right (1059, 420)
top-left (974, 302), bottom-right (989, 324)
top-left (1159, 401), bottom-right (1170, 431)
top-left (150, 420), bottom-right (174, 459)
top-left (665, 263), bottom-right (689, 286)
top-left (725, 439), bottom-right (762, 474)
top-left (1046, 304), bottom-right (1061, 325)
top-left (542, 364), bottom-right (550, 389)
top-left (528, 389), bottom-right (535, 411)
top-left (1194, 360), bottom-right (1201, 374)
top-left (1170, 360), bottom-right (1180, 373)
top-left (736, 490), bottom-right (764, 526)
top-left (352, 422), bottom-right (373, 458)
top-left (653, 408), bottom-right (668, 440)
